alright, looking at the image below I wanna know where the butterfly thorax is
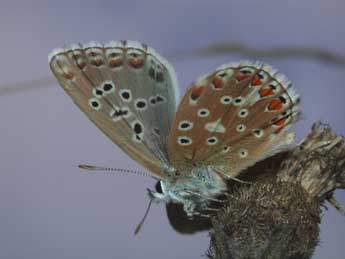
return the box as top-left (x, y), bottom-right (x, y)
top-left (152, 166), bottom-right (227, 217)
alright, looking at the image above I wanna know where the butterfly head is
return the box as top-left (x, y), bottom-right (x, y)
top-left (147, 181), bottom-right (167, 202)
top-left (148, 166), bottom-right (227, 217)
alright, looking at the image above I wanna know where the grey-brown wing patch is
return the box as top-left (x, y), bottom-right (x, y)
top-left (168, 61), bottom-right (299, 177)
top-left (49, 40), bottom-right (180, 178)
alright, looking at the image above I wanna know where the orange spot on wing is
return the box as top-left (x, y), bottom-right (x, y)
top-left (251, 75), bottom-right (262, 86)
top-left (212, 76), bottom-right (223, 89)
top-left (109, 59), bottom-right (123, 67)
top-left (191, 86), bottom-right (204, 100)
top-left (76, 60), bottom-right (86, 70)
top-left (91, 58), bottom-right (104, 66)
top-left (274, 117), bottom-right (288, 126)
top-left (129, 58), bottom-right (144, 68)
top-left (235, 73), bottom-right (251, 81)
top-left (64, 71), bottom-right (74, 79)
top-left (268, 99), bottom-right (283, 111)
top-left (259, 87), bottom-right (274, 97)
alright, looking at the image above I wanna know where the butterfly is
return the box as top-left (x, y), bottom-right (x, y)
top-left (49, 40), bottom-right (299, 218)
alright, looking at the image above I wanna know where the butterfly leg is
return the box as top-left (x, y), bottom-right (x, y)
top-left (184, 189), bottom-right (226, 203)
top-left (214, 168), bottom-right (252, 185)
top-left (183, 200), bottom-right (197, 218)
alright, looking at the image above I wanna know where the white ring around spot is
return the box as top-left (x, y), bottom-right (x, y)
top-left (220, 95), bottom-right (232, 105)
top-left (178, 120), bottom-right (194, 131)
top-left (177, 136), bottom-right (192, 146)
top-left (197, 108), bottom-right (210, 118)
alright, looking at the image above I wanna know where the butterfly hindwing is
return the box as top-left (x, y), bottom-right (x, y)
top-left (49, 41), bottom-right (179, 178)
top-left (168, 61), bottom-right (299, 177)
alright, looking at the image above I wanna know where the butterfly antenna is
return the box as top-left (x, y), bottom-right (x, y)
top-left (78, 164), bottom-right (158, 179)
top-left (134, 199), bottom-right (153, 235)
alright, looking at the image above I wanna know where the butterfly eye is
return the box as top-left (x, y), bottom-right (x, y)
top-left (155, 181), bottom-right (163, 194)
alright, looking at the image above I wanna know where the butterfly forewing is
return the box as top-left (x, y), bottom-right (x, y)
top-left (49, 41), bottom-right (179, 178)
top-left (168, 61), bottom-right (299, 176)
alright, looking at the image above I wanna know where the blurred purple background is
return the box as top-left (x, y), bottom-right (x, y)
top-left (0, 0), bottom-right (344, 258)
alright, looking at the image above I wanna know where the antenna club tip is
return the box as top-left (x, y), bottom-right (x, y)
top-left (78, 164), bottom-right (96, 170)
top-left (78, 164), bottom-right (87, 169)
top-left (134, 226), bottom-right (141, 235)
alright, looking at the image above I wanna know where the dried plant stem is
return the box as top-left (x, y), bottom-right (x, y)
top-left (208, 122), bottom-right (345, 259)
top-left (171, 42), bottom-right (345, 67)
